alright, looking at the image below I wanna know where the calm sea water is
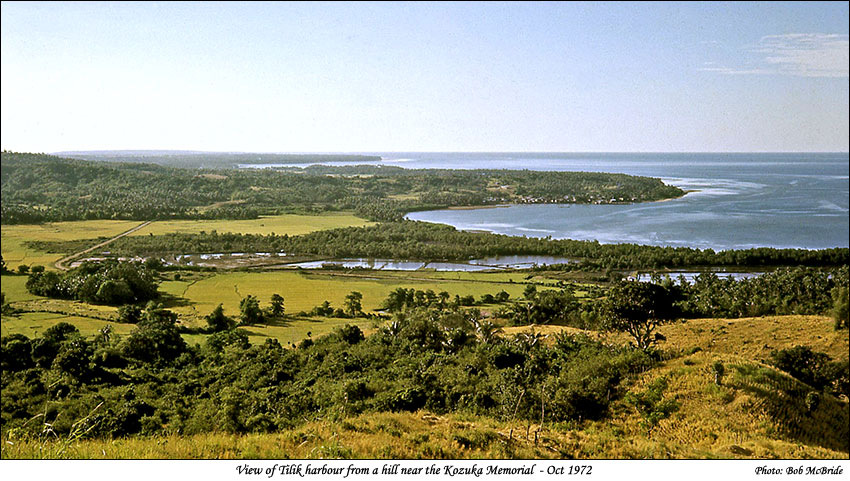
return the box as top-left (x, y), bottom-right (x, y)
top-left (244, 153), bottom-right (849, 251)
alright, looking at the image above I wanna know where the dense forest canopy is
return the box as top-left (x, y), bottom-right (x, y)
top-left (1, 152), bottom-right (683, 224)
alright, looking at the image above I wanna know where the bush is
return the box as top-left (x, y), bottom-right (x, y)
top-left (121, 313), bottom-right (187, 366)
top-left (1, 334), bottom-right (34, 371)
top-left (711, 361), bottom-right (725, 386)
top-left (117, 304), bottom-right (142, 324)
top-left (336, 324), bottom-right (365, 345)
top-left (205, 329), bottom-right (250, 353)
top-left (769, 346), bottom-right (831, 391)
top-left (205, 304), bottom-right (236, 332)
top-left (832, 286), bottom-right (849, 330)
top-left (624, 376), bottom-right (679, 432)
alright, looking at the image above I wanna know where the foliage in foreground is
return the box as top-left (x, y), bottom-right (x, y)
top-left (1, 308), bottom-right (656, 441)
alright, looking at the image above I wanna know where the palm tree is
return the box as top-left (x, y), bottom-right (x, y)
top-left (473, 319), bottom-right (502, 344)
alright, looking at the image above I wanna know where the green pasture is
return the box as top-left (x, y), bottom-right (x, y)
top-left (1, 309), bottom-right (371, 350)
top-left (3, 268), bottom-right (532, 347)
top-left (130, 213), bottom-right (374, 237)
top-left (0, 311), bottom-right (136, 339)
top-left (1, 274), bottom-right (39, 303)
top-left (166, 270), bottom-right (531, 324)
top-left (1, 220), bottom-right (141, 270)
top-left (0, 213), bottom-right (372, 271)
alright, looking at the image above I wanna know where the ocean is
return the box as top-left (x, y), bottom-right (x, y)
top-left (243, 152), bottom-right (849, 251)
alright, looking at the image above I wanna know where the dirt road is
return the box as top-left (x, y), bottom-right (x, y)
top-left (54, 220), bottom-right (152, 271)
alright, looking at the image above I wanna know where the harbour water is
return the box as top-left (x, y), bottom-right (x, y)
top-left (241, 152), bottom-right (849, 251)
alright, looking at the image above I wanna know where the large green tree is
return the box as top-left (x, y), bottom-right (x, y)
top-left (206, 304), bottom-right (236, 332)
top-left (343, 291), bottom-right (363, 317)
top-left (603, 281), bottom-right (678, 350)
top-left (121, 304), bottom-right (186, 366)
top-left (239, 295), bottom-right (264, 325)
top-left (269, 294), bottom-right (285, 318)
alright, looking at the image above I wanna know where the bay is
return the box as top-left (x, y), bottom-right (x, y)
top-left (242, 152), bottom-right (849, 251)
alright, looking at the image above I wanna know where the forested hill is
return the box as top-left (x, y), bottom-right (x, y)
top-left (0, 151), bottom-right (684, 224)
top-left (54, 151), bottom-right (383, 169)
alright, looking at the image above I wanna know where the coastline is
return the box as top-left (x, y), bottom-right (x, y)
top-left (446, 204), bottom-right (512, 211)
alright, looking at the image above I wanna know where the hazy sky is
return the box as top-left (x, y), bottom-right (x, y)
top-left (1, 1), bottom-right (848, 153)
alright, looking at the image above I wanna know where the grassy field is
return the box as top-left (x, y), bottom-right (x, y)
top-left (0, 274), bottom-right (39, 303)
top-left (165, 270), bottom-right (532, 324)
top-left (2, 268), bottom-right (534, 346)
top-left (1, 274), bottom-right (126, 338)
top-left (4, 314), bottom-right (846, 460)
top-left (0, 311), bottom-right (136, 339)
top-left (0, 213), bottom-right (373, 272)
top-left (0, 220), bottom-right (141, 270)
top-left (129, 213), bottom-right (374, 237)
top-left (503, 314), bottom-right (848, 360)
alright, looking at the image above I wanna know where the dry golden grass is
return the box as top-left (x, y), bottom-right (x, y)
top-left (0, 411), bottom-right (601, 460)
top-left (656, 315), bottom-right (848, 360)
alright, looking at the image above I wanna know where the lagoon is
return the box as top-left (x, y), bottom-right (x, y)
top-left (281, 256), bottom-right (574, 271)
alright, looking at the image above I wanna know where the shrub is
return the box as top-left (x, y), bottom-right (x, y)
top-left (205, 304), bottom-right (236, 332)
top-left (832, 286), bottom-right (849, 330)
top-left (625, 376), bottom-right (679, 432)
top-left (117, 304), bottom-right (142, 324)
top-left (769, 346), bottom-right (831, 391)
top-left (711, 361), bottom-right (725, 386)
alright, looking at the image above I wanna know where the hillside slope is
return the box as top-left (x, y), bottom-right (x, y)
top-left (3, 315), bottom-right (846, 459)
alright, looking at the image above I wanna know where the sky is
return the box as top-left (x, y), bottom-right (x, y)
top-left (1, 1), bottom-right (848, 153)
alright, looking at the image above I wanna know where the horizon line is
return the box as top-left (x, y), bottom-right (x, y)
top-left (33, 149), bottom-right (850, 155)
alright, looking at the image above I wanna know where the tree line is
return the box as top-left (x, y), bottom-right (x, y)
top-left (500, 266), bottom-right (849, 335)
top-left (35, 220), bottom-right (848, 269)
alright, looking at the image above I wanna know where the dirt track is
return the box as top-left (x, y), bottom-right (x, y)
top-left (54, 220), bottom-right (152, 271)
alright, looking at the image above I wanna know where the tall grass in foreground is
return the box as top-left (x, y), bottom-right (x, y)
top-left (4, 389), bottom-right (846, 460)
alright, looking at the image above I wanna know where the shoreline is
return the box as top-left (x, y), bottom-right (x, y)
top-left (446, 204), bottom-right (512, 211)
top-left (431, 192), bottom-right (690, 212)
